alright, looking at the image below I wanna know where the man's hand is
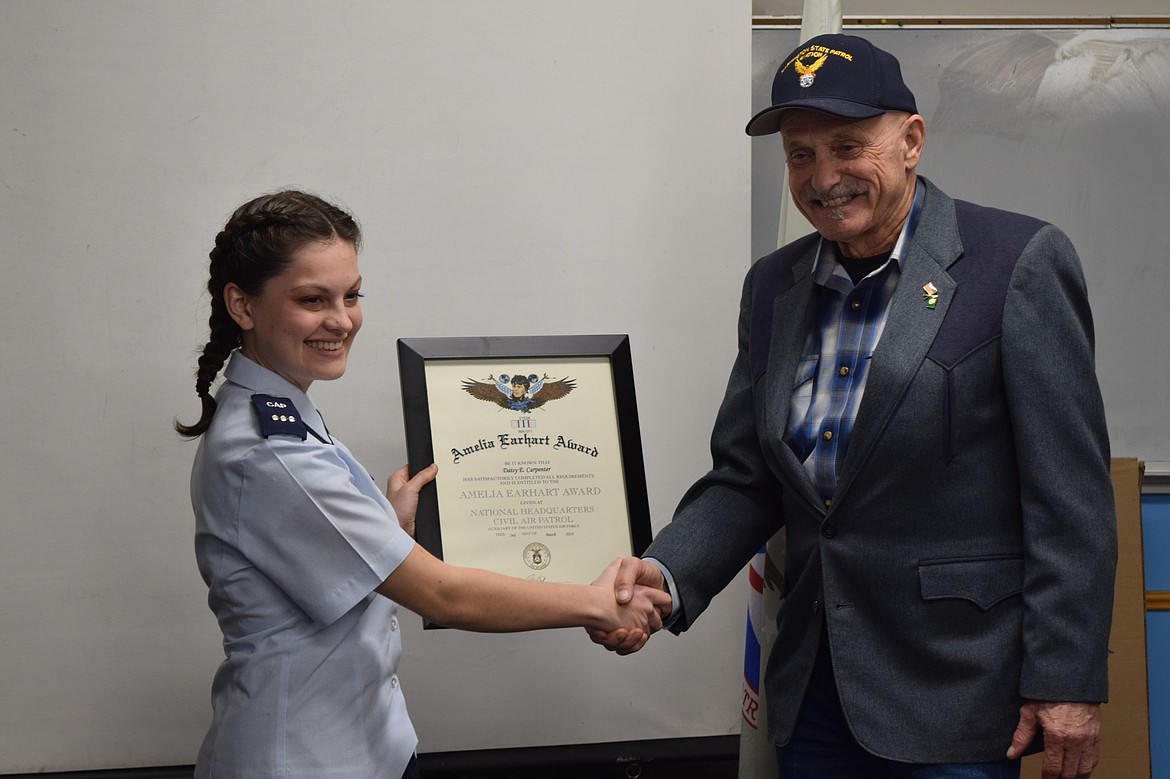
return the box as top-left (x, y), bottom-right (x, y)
top-left (586, 557), bottom-right (672, 655)
top-left (1007, 700), bottom-right (1101, 779)
top-left (385, 463), bottom-right (438, 537)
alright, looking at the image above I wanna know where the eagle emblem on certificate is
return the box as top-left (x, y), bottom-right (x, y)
top-left (462, 373), bottom-right (576, 413)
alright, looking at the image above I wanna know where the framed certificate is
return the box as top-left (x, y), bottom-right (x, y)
top-left (397, 334), bottom-right (652, 625)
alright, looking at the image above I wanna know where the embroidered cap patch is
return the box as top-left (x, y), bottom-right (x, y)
top-left (783, 43), bottom-right (854, 89)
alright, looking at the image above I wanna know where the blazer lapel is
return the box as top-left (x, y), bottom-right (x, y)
top-left (763, 250), bottom-right (825, 511)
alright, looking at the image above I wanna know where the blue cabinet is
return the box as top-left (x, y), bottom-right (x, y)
top-left (1144, 494), bottom-right (1170, 778)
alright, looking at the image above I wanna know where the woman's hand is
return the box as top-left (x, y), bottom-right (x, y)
top-left (385, 463), bottom-right (438, 537)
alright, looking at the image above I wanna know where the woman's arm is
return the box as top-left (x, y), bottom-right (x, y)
top-left (382, 463), bottom-right (668, 639)
top-left (375, 548), bottom-right (670, 639)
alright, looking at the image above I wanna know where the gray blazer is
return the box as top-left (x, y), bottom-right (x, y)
top-left (647, 178), bottom-right (1117, 763)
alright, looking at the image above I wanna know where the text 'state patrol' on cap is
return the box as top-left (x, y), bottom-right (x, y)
top-left (746, 33), bottom-right (918, 136)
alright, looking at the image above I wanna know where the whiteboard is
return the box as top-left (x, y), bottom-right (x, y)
top-left (753, 26), bottom-right (1170, 463)
top-left (0, 1), bottom-right (751, 772)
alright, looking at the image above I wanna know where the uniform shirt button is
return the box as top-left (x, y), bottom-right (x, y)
top-left (823, 498), bottom-right (833, 509)
top-left (838, 365), bottom-right (850, 377)
top-left (391, 675), bottom-right (399, 689)
top-left (850, 300), bottom-right (862, 311)
top-left (390, 617), bottom-right (399, 631)
top-left (822, 430), bottom-right (833, 441)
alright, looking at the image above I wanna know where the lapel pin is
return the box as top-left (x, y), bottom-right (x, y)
top-left (922, 281), bottom-right (939, 310)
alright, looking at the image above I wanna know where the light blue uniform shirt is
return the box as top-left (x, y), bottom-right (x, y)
top-left (191, 352), bottom-right (417, 778)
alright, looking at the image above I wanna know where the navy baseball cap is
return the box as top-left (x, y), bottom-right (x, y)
top-left (746, 34), bottom-right (918, 136)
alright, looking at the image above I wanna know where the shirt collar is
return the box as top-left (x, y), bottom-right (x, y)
top-left (810, 176), bottom-right (926, 287)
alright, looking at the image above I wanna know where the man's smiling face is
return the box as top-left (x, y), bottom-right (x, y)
top-left (780, 109), bottom-right (925, 258)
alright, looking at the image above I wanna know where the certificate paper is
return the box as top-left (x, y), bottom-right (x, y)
top-left (397, 336), bottom-right (651, 599)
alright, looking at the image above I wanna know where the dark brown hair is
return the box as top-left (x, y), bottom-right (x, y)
top-left (175, 190), bottom-right (361, 437)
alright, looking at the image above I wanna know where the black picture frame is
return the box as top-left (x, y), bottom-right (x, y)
top-left (397, 334), bottom-right (652, 626)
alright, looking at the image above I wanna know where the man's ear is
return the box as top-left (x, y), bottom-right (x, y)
top-left (902, 113), bottom-right (926, 170)
top-left (224, 283), bottom-right (255, 331)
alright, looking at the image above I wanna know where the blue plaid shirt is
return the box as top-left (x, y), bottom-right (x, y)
top-left (785, 180), bottom-right (925, 506)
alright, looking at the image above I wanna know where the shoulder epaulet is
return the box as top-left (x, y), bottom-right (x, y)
top-left (250, 394), bottom-right (308, 440)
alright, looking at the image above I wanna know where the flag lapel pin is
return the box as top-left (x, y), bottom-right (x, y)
top-left (923, 282), bottom-right (939, 310)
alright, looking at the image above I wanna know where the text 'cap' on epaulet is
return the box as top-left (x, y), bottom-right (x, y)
top-left (250, 394), bottom-right (308, 441)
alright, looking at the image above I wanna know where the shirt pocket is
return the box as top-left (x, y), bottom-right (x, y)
top-left (918, 554), bottom-right (1024, 610)
top-left (782, 355), bottom-right (820, 451)
top-left (793, 355), bottom-right (818, 387)
top-left (787, 355), bottom-right (819, 414)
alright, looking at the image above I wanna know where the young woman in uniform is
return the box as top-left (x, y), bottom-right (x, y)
top-left (176, 190), bottom-right (667, 779)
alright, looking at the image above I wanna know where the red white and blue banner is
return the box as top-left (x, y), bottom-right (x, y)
top-left (741, 547), bottom-right (767, 730)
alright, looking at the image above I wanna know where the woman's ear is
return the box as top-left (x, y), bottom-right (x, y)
top-left (224, 283), bottom-right (255, 331)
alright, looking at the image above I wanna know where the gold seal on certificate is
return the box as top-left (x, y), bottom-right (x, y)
top-left (523, 542), bottom-right (551, 570)
top-left (398, 335), bottom-right (652, 626)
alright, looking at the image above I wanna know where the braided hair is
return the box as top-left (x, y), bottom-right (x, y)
top-left (175, 190), bottom-right (361, 437)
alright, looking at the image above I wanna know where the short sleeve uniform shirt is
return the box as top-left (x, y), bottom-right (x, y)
top-left (191, 353), bottom-right (417, 778)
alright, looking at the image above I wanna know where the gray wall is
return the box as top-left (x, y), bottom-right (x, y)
top-left (0, 1), bottom-right (751, 772)
top-left (753, 1), bottom-right (1169, 15)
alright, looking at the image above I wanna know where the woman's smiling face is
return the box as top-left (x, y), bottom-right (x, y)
top-left (226, 238), bottom-right (363, 392)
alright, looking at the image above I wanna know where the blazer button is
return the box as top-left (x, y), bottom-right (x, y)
top-left (821, 523), bottom-right (838, 539)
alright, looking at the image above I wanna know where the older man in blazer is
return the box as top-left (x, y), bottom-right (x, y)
top-left (598, 34), bottom-right (1116, 779)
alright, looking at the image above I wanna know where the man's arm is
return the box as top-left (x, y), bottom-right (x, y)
top-left (587, 259), bottom-right (792, 653)
top-left (1001, 224), bottom-right (1116, 698)
top-left (1001, 226), bottom-right (1116, 777)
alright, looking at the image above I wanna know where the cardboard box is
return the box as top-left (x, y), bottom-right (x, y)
top-left (1022, 458), bottom-right (1149, 778)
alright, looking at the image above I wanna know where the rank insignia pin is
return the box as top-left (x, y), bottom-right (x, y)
top-left (250, 393), bottom-right (308, 440)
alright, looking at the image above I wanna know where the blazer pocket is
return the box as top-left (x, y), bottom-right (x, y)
top-left (918, 554), bottom-right (1024, 610)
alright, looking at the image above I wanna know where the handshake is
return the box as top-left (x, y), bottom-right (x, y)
top-left (586, 557), bottom-right (673, 655)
